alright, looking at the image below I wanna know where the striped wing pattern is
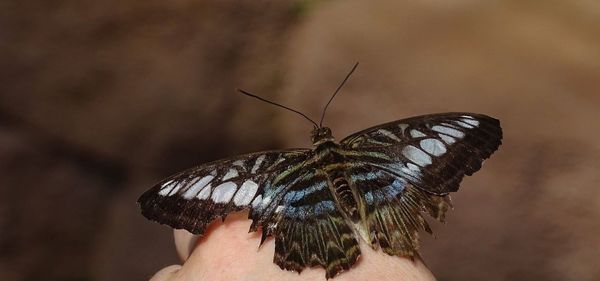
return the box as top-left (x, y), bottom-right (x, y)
top-left (138, 112), bottom-right (502, 279)
top-left (270, 172), bottom-right (360, 279)
top-left (341, 113), bottom-right (503, 194)
top-left (138, 149), bottom-right (361, 278)
top-left (341, 113), bottom-right (501, 257)
top-left (346, 164), bottom-right (451, 257)
top-left (138, 149), bottom-right (311, 234)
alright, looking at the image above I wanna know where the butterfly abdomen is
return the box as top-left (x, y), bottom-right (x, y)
top-left (331, 174), bottom-right (360, 221)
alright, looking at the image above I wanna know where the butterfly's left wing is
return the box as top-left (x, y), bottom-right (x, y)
top-left (138, 149), bottom-right (311, 235)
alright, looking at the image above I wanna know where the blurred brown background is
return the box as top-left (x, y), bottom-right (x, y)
top-left (1, 0), bottom-right (599, 280)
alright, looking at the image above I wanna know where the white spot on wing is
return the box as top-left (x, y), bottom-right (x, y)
top-left (420, 138), bottom-right (447, 156)
top-left (196, 184), bottom-right (212, 199)
top-left (161, 180), bottom-right (174, 188)
top-left (233, 180), bottom-right (259, 206)
top-left (251, 194), bottom-right (263, 208)
top-left (168, 182), bottom-right (185, 196)
top-left (455, 120), bottom-right (475, 129)
top-left (378, 129), bottom-right (401, 141)
top-left (461, 118), bottom-right (479, 127)
top-left (439, 133), bottom-right (456, 144)
top-left (432, 125), bottom-right (465, 138)
top-left (211, 182), bottom-right (237, 203)
top-left (398, 124), bottom-right (409, 135)
top-left (251, 155), bottom-right (266, 174)
top-left (222, 168), bottom-right (239, 181)
top-left (158, 180), bottom-right (175, 196)
top-left (401, 162), bottom-right (422, 179)
top-left (410, 129), bottom-right (427, 138)
top-left (182, 175), bottom-right (214, 199)
top-left (402, 145), bottom-right (432, 167)
top-left (407, 163), bottom-right (420, 172)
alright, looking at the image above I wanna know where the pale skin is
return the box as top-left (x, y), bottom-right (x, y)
top-left (149, 212), bottom-right (436, 281)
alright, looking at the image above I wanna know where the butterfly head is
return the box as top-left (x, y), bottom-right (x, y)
top-left (311, 127), bottom-right (335, 146)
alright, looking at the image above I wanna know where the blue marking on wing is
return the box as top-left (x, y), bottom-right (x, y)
top-left (364, 191), bottom-right (375, 205)
top-left (285, 200), bottom-right (335, 220)
top-left (283, 181), bottom-right (328, 203)
top-left (350, 170), bottom-right (386, 182)
top-left (364, 178), bottom-right (407, 204)
top-left (392, 178), bottom-right (407, 191)
top-left (255, 173), bottom-right (313, 213)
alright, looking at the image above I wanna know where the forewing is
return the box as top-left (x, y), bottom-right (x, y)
top-left (341, 112), bottom-right (502, 194)
top-left (137, 149), bottom-right (311, 234)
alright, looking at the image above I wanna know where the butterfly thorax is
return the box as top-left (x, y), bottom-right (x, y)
top-left (312, 127), bottom-right (363, 228)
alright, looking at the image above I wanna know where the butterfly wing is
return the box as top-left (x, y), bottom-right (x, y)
top-left (268, 171), bottom-right (360, 279)
top-left (345, 163), bottom-right (451, 256)
top-left (341, 112), bottom-right (502, 195)
top-left (140, 147), bottom-right (360, 278)
top-left (340, 113), bottom-right (502, 256)
top-left (137, 148), bottom-right (311, 234)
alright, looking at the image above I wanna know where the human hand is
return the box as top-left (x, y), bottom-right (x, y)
top-left (149, 212), bottom-right (436, 281)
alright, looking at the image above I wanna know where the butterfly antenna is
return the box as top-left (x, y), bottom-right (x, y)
top-left (319, 62), bottom-right (359, 127)
top-left (238, 89), bottom-right (319, 128)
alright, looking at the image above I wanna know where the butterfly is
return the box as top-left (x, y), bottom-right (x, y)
top-left (138, 64), bottom-right (503, 279)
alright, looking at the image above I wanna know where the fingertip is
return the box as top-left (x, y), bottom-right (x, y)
top-left (173, 229), bottom-right (200, 262)
top-left (149, 265), bottom-right (182, 281)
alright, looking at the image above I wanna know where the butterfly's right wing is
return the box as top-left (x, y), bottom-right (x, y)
top-left (138, 148), bottom-right (311, 235)
top-left (340, 113), bottom-right (502, 257)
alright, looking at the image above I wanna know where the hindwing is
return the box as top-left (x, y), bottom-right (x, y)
top-left (270, 172), bottom-right (360, 279)
top-left (346, 164), bottom-right (451, 256)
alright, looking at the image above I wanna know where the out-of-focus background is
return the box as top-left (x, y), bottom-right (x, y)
top-left (1, 0), bottom-right (599, 280)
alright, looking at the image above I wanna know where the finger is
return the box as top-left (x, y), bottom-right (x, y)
top-left (173, 229), bottom-right (200, 262)
top-left (149, 265), bottom-right (182, 281)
